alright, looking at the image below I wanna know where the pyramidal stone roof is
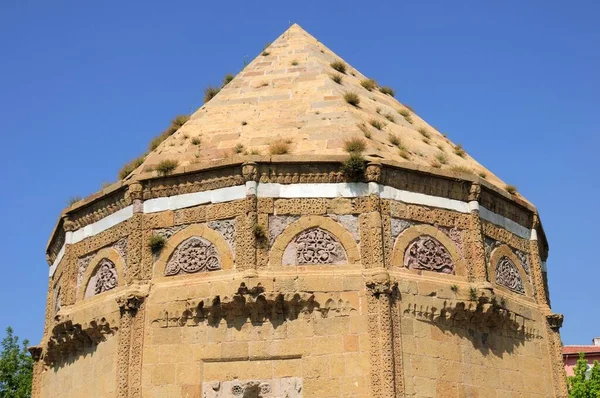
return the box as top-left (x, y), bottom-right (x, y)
top-left (128, 24), bottom-right (508, 191)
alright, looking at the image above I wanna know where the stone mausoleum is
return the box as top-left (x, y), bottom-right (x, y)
top-left (32, 24), bottom-right (567, 397)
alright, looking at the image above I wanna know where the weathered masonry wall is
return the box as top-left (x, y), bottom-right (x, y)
top-left (34, 161), bottom-right (567, 398)
top-left (39, 335), bottom-right (117, 398)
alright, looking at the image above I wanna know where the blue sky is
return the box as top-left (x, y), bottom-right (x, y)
top-left (0, 0), bottom-right (597, 346)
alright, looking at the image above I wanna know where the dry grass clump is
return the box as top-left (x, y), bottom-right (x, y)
top-left (388, 133), bottom-right (401, 147)
top-left (340, 153), bottom-right (367, 181)
top-left (330, 60), bottom-right (347, 74)
top-left (404, 104), bottom-right (415, 112)
top-left (148, 114), bottom-right (190, 151)
top-left (204, 86), bottom-right (220, 103)
top-left (68, 196), bottom-right (82, 205)
top-left (357, 122), bottom-right (371, 139)
top-left (344, 137), bottom-right (366, 153)
top-left (234, 143), bottom-right (245, 154)
top-left (418, 128), bottom-right (431, 139)
top-left (118, 156), bottom-right (145, 179)
top-left (478, 172), bottom-right (487, 179)
top-left (435, 152), bottom-right (448, 165)
top-left (399, 149), bottom-right (411, 160)
top-left (453, 144), bottom-right (466, 157)
top-left (430, 160), bottom-right (442, 168)
top-left (148, 235), bottom-right (166, 254)
top-left (450, 165), bottom-right (471, 174)
top-left (343, 92), bottom-right (360, 107)
top-left (369, 118), bottom-right (386, 130)
top-left (331, 73), bottom-right (343, 84)
top-left (379, 86), bottom-right (395, 96)
top-left (397, 108), bottom-right (413, 124)
top-left (360, 79), bottom-right (377, 91)
top-left (269, 140), bottom-right (291, 155)
top-left (290, 59), bottom-right (299, 66)
top-left (191, 137), bottom-right (201, 145)
top-left (222, 74), bottom-right (234, 86)
top-left (262, 42), bottom-right (271, 56)
top-left (155, 159), bottom-right (179, 176)
top-left (384, 113), bottom-right (396, 123)
top-left (505, 185), bottom-right (518, 195)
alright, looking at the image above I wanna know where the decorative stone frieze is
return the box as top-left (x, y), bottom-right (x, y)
top-left (44, 316), bottom-right (117, 366)
top-left (151, 283), bottom-right (355, 328)
top-left (203, 377), bottom-right (302, 398)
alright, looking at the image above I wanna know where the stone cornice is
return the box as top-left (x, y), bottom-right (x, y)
top-left (46, 158), bottom-right (543, 265)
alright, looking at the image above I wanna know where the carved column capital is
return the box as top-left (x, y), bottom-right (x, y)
top-left (28, 346), bottom-right (43, 362)
top-left (468, 182), bottom-right (481, 202)
top-left (242, 162), bottom-right (258, 182)
top-left (365, 162), bottom-right (382, 183)
top-left (126, 182), bottom-right (144, 202)
top-left (532, 212), bottom-right (541, 230)
top-left (61, 215), bottom-right (76, 232)
top-left (365, 268), bottom-right (396, 295)
top-left (117, 294), bottom-right (146, 315)
top-left (546, 313), bottom-right (564, 331)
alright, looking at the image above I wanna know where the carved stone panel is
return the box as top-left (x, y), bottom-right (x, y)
top-left (202, 377), bottom-right (302, 398)
top-left (84, 259), bottom-right (118, 298)
top-left (282, 228), bottom-right (347, 265)
top-left (165, 236), bottom-right (221, 276)
top-left (404, 235), bottom-right (454, 274)
top-left (495, 256), bottom-right (525, 294)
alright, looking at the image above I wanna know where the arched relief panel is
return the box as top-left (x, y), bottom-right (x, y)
top-left (270, 216), bottom-right (360, 267)
top-left (489, 244), bottom-right (533, 297)
top-left (52, 273), bottom-right (62, 316)
top-left (153, 224), bottom-right (234, 279)
top-left (392, 224), bottom-right (467, 278)
top-left (78, 248), bottom-right (125, 301)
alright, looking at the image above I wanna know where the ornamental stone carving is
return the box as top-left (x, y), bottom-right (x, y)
top-left (283, 228), bottom-right (347, 265)
top-left (202, 377), bottom-right (302, 398)
top-left (165, 236), bottom-right (221, 276)
top-left (93, 259), bottom-right (118, 295)
top-left (495, 256), bottom-right (525, 294)
top-left (404, 235), bottom-right (454, 274)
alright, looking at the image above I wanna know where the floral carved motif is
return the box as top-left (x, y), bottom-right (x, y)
top-left (404, 235), bottom-right (454, 274)
top-left (294, 228), bottom-right (346, 265)
top-left (94, 259), bottom-right (118, 295)
top-left (496, 256), bottom-right (525, 294)
top-left (165, 237), bottom-right (221, 276)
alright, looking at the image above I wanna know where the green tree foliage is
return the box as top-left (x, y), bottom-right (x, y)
top-left (590, 360), bottom-right (600, 397)
top-left (0, 327), bottom-right (33, 398)
top-left (568, 352), bottom-right (600, 397)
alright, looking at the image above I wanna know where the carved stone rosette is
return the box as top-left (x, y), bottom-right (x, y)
top-left (495, 256), bottom-right (525, 294)
top-left (404, 235), bottom-right (454, 274)
top-left (165, 237), bottom-right (222, 276)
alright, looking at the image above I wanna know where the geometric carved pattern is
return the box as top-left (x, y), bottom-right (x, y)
top-left (165, 236), bottom-right (221, 276)
top-left (294, 228), bottom-right (346, 265)
top-left (203, 377), bottom-right (302, 398)
top-left (404, 235), bottom-right (454, 274)
top-left (93, 259), bottom-right (118, 295)
top-left (495, 256), bottom-right (525, 294)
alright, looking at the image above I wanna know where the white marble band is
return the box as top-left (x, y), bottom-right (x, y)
top-left (49, 182), bottom-right (536, 276)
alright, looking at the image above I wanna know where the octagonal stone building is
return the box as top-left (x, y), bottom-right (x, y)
top-left (33, 24), bottom-right (567, 397)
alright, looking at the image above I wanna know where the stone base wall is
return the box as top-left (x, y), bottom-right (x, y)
top-left (39, 335), bottom-right (117, 398)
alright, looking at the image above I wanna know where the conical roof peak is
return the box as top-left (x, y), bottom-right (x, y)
top-left (130, 24), bottom-right (506, 190)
